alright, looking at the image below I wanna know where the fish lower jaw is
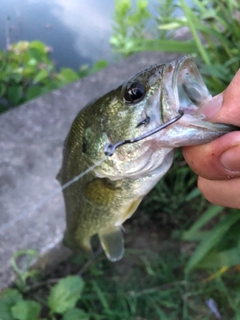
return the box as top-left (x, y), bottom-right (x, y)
top-left (179, 113), bottom-right (232, 132)
top-left (155, 116), bottom-right (233, 148)
top-left (101, 148), bottom-right (173, 180)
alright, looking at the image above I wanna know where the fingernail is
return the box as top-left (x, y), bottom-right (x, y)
top-left (220, 145), bottom-right (240, 172)
top-left (201, 93), bottom-right (223, 119)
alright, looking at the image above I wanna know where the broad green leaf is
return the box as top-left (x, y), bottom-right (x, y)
top-left (26, 86), bottom-right (43, 100)
top-left (12, 72), bottom-right (23, 86)
top-left (22, 66), bottom-right (37, 78)
top-left (183, 206), bottom-right (223, 240)
top-left (40, 82), bottom-right (60, 92)
top-left (27, 58), bottom-right (38, 67)
top-left (63, 308), bottom-right (90, 320)
top-left (7, 85), bottom-right (23, 105)
top-left (28, 48), bottom-right (44, 62)
top-left (90, 60), bottom-right (108, 74)
top-left (48, 275), bottom-right (85, 314)
top-left (11, 300), bottom-right (41, 320)
top-left (33, 69), bottom-right (49, 84)
top-left (185, 212), bottom-right (240, 272)
top-left (0, 289), bottom-right (22, 320)
top-left (29, 41), bottom-right (46, 54)
top-left (59, 68), bottom-right (79, 84)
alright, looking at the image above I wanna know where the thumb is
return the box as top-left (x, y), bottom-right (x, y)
top-left (200, 69), bottom-right (240, 126)
top-left (183, 69), bottom-right (240, 179)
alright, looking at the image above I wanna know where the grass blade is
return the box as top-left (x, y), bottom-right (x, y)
top-left (185, 212), bottom-right (240, 272)
top-left (198, 246), bottom-right (240, 269)
top-left (91, 281), bottom-right (111, 314)
top-left (183, 206), bottom-right (223, 240)
top-left (180, 0), bottom-right (210, 65)
top-left (115, 39), bottom-right (197, 54)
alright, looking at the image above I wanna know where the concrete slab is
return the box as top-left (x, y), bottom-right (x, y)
top-left (0, 52), bottom-right (180, 289)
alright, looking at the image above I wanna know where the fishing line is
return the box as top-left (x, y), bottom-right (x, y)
top-left (59, 156), bottom-right (108, 192)
top-left (1, 111), bottom-right (184, 234)
top-left (0, 156), bottom-right (108, 234)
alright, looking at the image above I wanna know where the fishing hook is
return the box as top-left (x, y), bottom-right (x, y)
top-left (104, 110), bottom-right (184, 156)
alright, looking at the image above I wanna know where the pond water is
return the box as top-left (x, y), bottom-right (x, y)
top-left (0, 0), bottom-right (116, 70)
top-left (0, 0), bottom-right (185, 71)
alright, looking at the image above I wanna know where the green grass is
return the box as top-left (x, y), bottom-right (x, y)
top-left (7, 243), bottom-right (240, 319)
top-left (111, 0), bottom-right (240, 93)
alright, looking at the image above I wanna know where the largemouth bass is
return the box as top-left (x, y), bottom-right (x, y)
top-left (58, 55), bottom-right (234, 261)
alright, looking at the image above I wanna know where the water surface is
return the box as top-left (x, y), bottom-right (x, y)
top-left (0, 0), bottom-right (115, 69)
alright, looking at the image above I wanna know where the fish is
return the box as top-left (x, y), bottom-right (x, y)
top-left (57, 55), bottom-right (234, 262)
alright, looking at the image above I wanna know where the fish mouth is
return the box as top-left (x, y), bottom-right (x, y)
top-left (157, 55), bottom-right (233, 147)
top-left (172, 55), bottom-right (212, 116)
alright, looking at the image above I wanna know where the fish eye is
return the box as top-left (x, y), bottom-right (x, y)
top-left (124, 82), bottom-right (146, 103)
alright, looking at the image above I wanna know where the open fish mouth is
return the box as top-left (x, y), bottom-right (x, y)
top-left (158, 55), bottom-right (234, 147)
top-left (171, 55), bottom-right (211, 117)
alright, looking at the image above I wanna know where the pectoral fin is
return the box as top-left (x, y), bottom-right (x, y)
top-left (98, 226), bottom-right (124, 262)
top-left (119, 198), bottom-right (142, 224)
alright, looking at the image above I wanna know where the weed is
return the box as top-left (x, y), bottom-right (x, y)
top-left (0, 41), bottom-right (107, 112)
top-left (111, 0), bottom-right (240, 93)
top-left (4, 245), bottom-right (240, 319)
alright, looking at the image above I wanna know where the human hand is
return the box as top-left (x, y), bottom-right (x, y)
top-left (182, 70), bottom-right (240, 208)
